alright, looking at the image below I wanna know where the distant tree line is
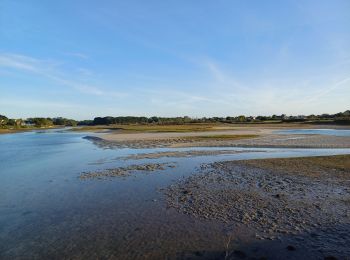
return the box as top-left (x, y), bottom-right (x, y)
top-left (87, 116), bottom-right (194, 125)
top-left (0, 115), bottom-right (77, 128)
top-left (83, 110), bottom-right (350, 125)
top-left (1, 110), bottom-right (349, 128)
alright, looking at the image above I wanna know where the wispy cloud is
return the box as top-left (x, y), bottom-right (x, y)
top-left (187, 57), bottom-right (350, 115)
top-left (0, 52), bottom-right (126, 98)
top-left (0, 97), bottom-right (83, 109)
top-left (302, 77), bottom-right (350, 104)
top-left (64, 52), bottom-right (89, 59)
top-left (195, 58), bottom-right (249, 92)
top-left (0, 53), bottom-right (45, 73)
top-left (1, 51), bottom-right (348, 117)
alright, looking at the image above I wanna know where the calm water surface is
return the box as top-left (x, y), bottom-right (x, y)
top-left (1, 130), bottom-right (350, 259)
top-left (276, 128), bottom-right (350, 136)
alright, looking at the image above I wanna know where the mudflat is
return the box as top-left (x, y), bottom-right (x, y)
top-left (165, 155), bottom-right (350, 259)
top-left (88, 125), bottom-right (350, 148)
top-left (80, 163), bottom-right (176, 179)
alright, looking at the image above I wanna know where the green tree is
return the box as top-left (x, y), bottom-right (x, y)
top-left (29, 118), bottom-right (53, 127)
top-left (237, 115), bottom-right (246, 122)
top-left (7, 119), bottom-right (16, 126)
top-left (0, 115), bottom-right (9, 127)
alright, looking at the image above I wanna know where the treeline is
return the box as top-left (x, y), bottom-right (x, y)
top-left (82, 115), bottom-right (261, 125)
top-left (85, 110), bottom-right (350, 125)
top-left (0, 115), bottom-right (77, 128)
top-left (1, 110), bottom-right (349, 128)
top-left (87, 116), bottom-right (194, 125)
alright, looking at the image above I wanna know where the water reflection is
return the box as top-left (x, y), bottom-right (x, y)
top-left (275, 128), bottom-right (350, 137)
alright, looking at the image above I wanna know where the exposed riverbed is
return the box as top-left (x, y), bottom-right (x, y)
top-left (165, 155), bottom-right (350, 259)
top-left (1, 129), bottom-right (350, 259)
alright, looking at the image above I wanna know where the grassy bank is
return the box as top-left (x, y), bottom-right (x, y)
top-left (187, 134), bottom-right (259, 140)
top-left (0, 128), bottom-right (30, 134)
top-left (70, 122), bottom-right (327, 134)
top-left (72, 123), bottom-right (229, 133)
top-left (0, 126), bottom-right (60, 135)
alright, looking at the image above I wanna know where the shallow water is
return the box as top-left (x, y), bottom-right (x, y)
top-left (275, 128), bottom-right (350, 136)
top-left (1, 130), bottom-right (350, 259)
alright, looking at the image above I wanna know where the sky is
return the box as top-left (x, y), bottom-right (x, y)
top-left (0, 0), bottom-right (349, 119)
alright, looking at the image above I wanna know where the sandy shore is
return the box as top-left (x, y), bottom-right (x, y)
top-left (119, 149), bottom-right (264, 160)
top-left (164, 155), bottom-right (350, 259)
top-left (90, 126), bottom-right (350, 148)
top-left (173, 134), bottom-right (350, 148)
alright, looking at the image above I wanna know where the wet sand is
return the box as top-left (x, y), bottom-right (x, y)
top-left (119, 149), bottom-right (263, 160)
top-left (94, 126), bottom-right (350, 149)
top-left (80, 163), bottom-right (176, 179)
top-left (173, 134), bottom-right (350, 148)
top-left (165, 155), bottom-right (350, 259)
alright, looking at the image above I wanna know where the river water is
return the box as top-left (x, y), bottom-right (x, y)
top-left (1, 130), bottom-right (350, 259)
top-left (275, 128), bottom-right (350, 137)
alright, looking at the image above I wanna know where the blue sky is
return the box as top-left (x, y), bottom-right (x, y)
top-left (0, 0), bottom-right (349, 119)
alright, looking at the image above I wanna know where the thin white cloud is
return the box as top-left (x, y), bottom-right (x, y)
top-left (0, 52), bottom-right (126, 98)
top-left (1, 52), bottom-right (348, 117)
top-left (196, 58), bottom-right (250, 92)
top-left (0, 98), bottom-right (82, 109)
top-left (64, 52), bottom-right (89, 59)
top-left (205, 60), bottom-right (227, 83)
top-left (0, 53), bottom-right (43, 72)
top-left (303, 77), bottom-right (350, 103)
top-left (77, 67), bottom-right (93, 76)
top-left (188, 57), bottom-right (350, 116)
